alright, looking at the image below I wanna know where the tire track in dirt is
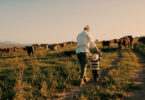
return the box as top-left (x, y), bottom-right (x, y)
top-left (49, 51), bottom-right (122, 100)
top-left (127, 51), bottom-right (145, 100)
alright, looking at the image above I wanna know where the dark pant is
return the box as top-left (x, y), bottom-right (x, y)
top-left (92, 70), bottom-right (100, 81)
top-left (77, 52), bottom-right (89, 80)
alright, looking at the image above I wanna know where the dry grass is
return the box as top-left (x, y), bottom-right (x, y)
top-left (77, 49), bottom-right (139, 100)
top-left (0, 43), bottom-right (142, 100)
top-left (134, 43), bottom-right (145, 57)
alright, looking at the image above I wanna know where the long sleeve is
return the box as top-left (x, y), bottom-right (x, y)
top-left (88, 33), bottom-right (96, 48)
top-left (76, 31), bottom-right (97, 54)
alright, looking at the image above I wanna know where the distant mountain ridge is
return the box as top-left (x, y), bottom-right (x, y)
top-left (0, 41), bottom-right (22, 44)
top-left (0, 41), bottom-right (26, 48)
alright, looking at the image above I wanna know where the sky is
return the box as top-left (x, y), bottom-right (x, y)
top-left (0, 0), bottom-right (145, 44)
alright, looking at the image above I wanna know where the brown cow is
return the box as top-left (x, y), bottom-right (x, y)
top-left (123, 37), bottom-right (130, 48)
top-left (40, 44), bottom-right (49, 50)
top-left (114, 39), bottom-right (124, 49)
top-left (118, 39), bottom-right (124, 49)
top-left (48, 44), bottom-right (59, 51)
top-left (114, 39), bottom-right (119, 43)
top-left (115, 36), bottom-right (134, 49)
top-left (7, 48), bottom-right (13, 53)
top-left (13, 47), bottom-right (18, 52)
top-left (59, 43), bottom-right (66, 48)
top-left (127, 35), bottom-right (134, 49)
top-left (123, 36), bottom-right (134, 49)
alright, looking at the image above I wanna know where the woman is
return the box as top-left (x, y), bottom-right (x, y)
top-left (76, 25), bottom-right (102, 87)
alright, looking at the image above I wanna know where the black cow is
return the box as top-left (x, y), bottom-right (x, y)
top-left (0, 48), bottom-right (5, 53)
top-left (63, 50), bottom-right (76, 56)
top-left (102, 41), bottom-right (110, 48)
top-left (25, 46), bottom-right (34, 56)
top-left (138, 37), bottom-right (145, 44)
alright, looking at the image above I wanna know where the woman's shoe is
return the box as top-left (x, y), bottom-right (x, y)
top-left (84, 77), bottom-right (90, 82)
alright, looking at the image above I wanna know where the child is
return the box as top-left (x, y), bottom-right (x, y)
top-left (91, 54), bottom-right (102, 82)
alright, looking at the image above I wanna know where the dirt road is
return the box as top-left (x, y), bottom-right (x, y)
top-left (49, 51), bottom-right (121, 100)
top-left (127, 51), bottom-right (145, 100)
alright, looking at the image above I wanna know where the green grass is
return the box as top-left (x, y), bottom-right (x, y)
top-left (0, 45), bottom-right (81, 99)
top-left (0, 43), bottom-right (141, 100)
top-left (134, 43), bottom-right (145, 57)
top-left (77, 49), bottom-right (139, 100)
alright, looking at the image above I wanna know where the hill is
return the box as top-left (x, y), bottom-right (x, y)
top-left (0, 41), bottom-right (26, 48)
top-left (0, 39), bottom-right (145, 100)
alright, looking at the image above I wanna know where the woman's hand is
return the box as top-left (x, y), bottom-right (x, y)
top-left (98, 50), bottom-right (102, 56)
top-left (95, 47), bottom-right (102, 56)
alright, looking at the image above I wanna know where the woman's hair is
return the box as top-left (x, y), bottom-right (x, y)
top-left (84, 27), bottom-right (88, 30)
top-left (84, 25), bottom-right (90, 30)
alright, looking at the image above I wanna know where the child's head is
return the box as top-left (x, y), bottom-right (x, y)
top-left (92, 54), bottom-right (99, 60)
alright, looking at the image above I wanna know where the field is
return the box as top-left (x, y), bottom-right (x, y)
top-left (0, 41), bottom-right (145, 100)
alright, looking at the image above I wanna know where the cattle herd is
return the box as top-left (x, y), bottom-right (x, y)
top-left (0, 41), bottom-right (77, 56)
top-left (0, 36), bottom-right (144, 56)
top-left (102, 35), bottom-right (135, 49)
